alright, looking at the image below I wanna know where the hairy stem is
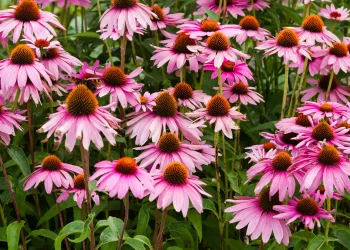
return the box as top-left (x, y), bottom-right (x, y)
top-left (291, 58), bottom-right (308, 116)
top-left (55, 192), bottom-right (70, 250)
top-left (325, 197), bottom-right (331, 245)
top-left (325, 70), bottom-right (334, 101)
top-left (280, 63), bottom-right (289, 119)
top-left (117, 194), bottom-right (129, 250)
top-left (155, 208), bottom-right (168, 250)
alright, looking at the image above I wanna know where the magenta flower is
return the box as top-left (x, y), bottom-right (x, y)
top-left (256, 28), bottom-right (310, 64)
top-left (134, 132), bottom-right (215, 173)
top-left (0, 0), bottom-right (64, 43)
top-left (151, 32), bottom-right (200, 73)
top-left (219, 81), bottom-right (264, 105)
top-left (319, 4), bottom-right (350, 22)
top-left (168, 82), bottom-right (209, 110)
top-left (310, 187), bottom-right (341, 205)
top-left (90, 157), bottom-right (154, 200)
top-left (260, 131), bottom-right (301, 154)
top-left (188, 31), bottom-right (250, 68)
top-left (94, 65), bottom-right (143, 110)
top-left (56, 174), bottom-right (100, 208)
top-left (204, 60), bottom-right (253, 84)
top-left (36, 0), bottom-right (91, 8)
top-left (225, 189), bottom-right (291, 246)
top-left (233, 15), bottom-right (270, 44)
top-left (178, 19), bottom-right (242, 40)
top-left (298, 101), bottom-right (350, 121)
top-left (195, 0), bottom-right (245, 19)
top-left (248, 0), bottom-right (270, 11)
top-left (245, 142), bottom-right (277, 163)
top-left (290, 15), bottom-right (339, 46)
top-left (23, 155), bottom-right (82, 194)
top-left (0, 105), bottom-right (26, 145)
top-left (3, 81), bottom-right (50, 105)
top-left (301, 75), bottom-right (350, 103)
top-left (149, 5), bottom-right (186, 31)
top-left (129, 91), bottom-right (157, 112)
top-left (275, 113), bottom-right (312, 133)
top-left (0, 44), bottom-right (52, 91)
top-left (66, 60), bottom-right (100, 91)
top-left (274, 195), bottom-right (334, 229)
top-left (289, 46), bottom-right (325, 76)
top-left (149, 162), bottom-right (211, 217)
top-left (0, 21), bottom-right (8, 48)
top-left (38, 85), bottom-right (121, 152)
top-left (49, 80), bottom-right (68, 97)
top-left (99, 27), bottom-right (144, 41)
top-left (187, 95), bottom-right (246, 139)
top-left (126, 91), bottom-right (203, 145)
top-left (99, 0), bottom-right (156, 37)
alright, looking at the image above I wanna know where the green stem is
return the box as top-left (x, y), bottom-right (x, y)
top-left (291, 58), bottom-right (308, 116)
top-left (250, 0), bottom-right (256, 17)
top-left (0, 203), bottom-right (7, 227)
top-left (154, 208), bottom-right (168, 250)
top-left (117, 194), bottom-right (129, 250)
top-left (11, 88), bottom-right (20, 111)
top-left (287, 73), bottom-right (299, 117)
top-left (325, 197), bottom-right (331, 245)
top-left (280, 63), bottom-right (289, 119)
top-left (222, 0), bottom-right (227, 23)
top-left (154, 31), bottom-right (167, 85)
top-left (199, 68), bottom-right (205, 90)
top-left (217, 0), bottom-right (223, 21)
top-left (325, 70), bottom-right (334, 101)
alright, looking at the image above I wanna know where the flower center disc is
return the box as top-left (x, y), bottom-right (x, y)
top-left (42, 48), bottom-right (59, 59)
top-left (258, 188), bottom-right (281, 213)
top-left (140, 96), bottom-right (148, 104)
top-left (296, 114), bottom-right (311, 127)
top-left (111, 0), bottom-right (137, 8)
top-left (318, 145), bottom-right (340, 166)
top-left (152, 92), bottom-right (178, 117)
top-left (158, 133), bottom-right (181, 153)
top-left (11, 44), bottom-right (35, 65)
top-left (14, 0), bottom-right (40, 22)
top-left (163, 162), bottom-right (189, 185)
top-left (41, 155), bottom-right (62, 171)
top-left (302, 15), bottom-right (324, 33)
top-left (151, 5), bottom-right (165, 21)
top-left (330, 42), bottom-right (348, 57)
top-left (173, 82), bottom-right (193, 100)
top-left (73, 174), bottom-right (85, 189)
top-left (207, 32), bottom-right (230, 51)
top-left (330, 11), bottom-right (341, 18)
top-left (115, 157), bottom-right (138, 175)
top-left (34, 39), bottom-right (50, 49)
top-left (221, 61), bottom-right (235, 72)
top-left (239, 16), bottom-right (260, 30)
top-left (172, 33), bottom-right (196, 54)
top-left (102, 66), bottom-right (126, 87)
top-left (206, 95), bottom-right (230, 117)
top-left (263, 142), bottom-right (276, 152)
top-left (312, 122), bottom-right (334, 142)
top-left (276, 28), bottom-right (299, 48)
top-left (296, 197), bottom-right (319, 216)
top-left (281, 132), bottom-right (300, 146)
top-left (200, 20), bottom-right (220, 32)
top-left (272, 152), bottom-right (292, 172)
top-left (318, 75), bottom-right (338, 90)
top-left (66, 85), bottom-right (98, 116)
top-left (337, 121), bottom-right (350, 133)
top-left (231, 82), bottom-right (249, 95)
top-left (215, 0), bottom-right (232, 5)
top-left (320, 103), bottom-right (333, 112)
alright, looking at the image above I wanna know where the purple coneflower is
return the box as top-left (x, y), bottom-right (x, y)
top-left (275, 113), bottom-right (312, 133)
top-left (319, 4), bottom-right (350, 22)
top-left (219, 81), bottom-right (264, 105)
top-left (195, 0), bottom-right (245, 19)
top-left (298, 101), bottom-right (350, 121)
top-left (233, 15), bottom-right (270, 44)
top-left (0, 105), bottom-right (26, 145)
top-left (149, 5), bottom-right (186, 31)
top-left (129, 91), bottom-right (157, 112)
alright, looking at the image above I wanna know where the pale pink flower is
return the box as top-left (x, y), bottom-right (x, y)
top-left (275, 114), bottom-right (312, 133)
top-left (218, 82), bottom-right (264, 105)
top-left (0, 105), bottom-right (26, 145)
top-left (0, 0), bottom-right (65, 43)
top-left (319, 4), bottom-right (350, 21)
top-left (233, 15), bottom-right (270, 44)
top-left (49, 80), bottom-right (68, 97)
top-left (129, 91), bottom-right (158, 112)
top-left (309, 188), bottom-right (341, 205)
top-left (195, 0), bottom-right (246, 19)
top-left (289, 46), bottom-right (325, 76)
top-left (98, 27), bottom-right (144, 41)
top-left (245, 142), bottom-right (277, 163)
top-left (23, 155), bottom-right (82, 194)
top-left (150, 5), bottom-right (186, 31)
top-left (66, 60), bottom-right (100, 91)
top-left (3, 81), bottom-right (50, 105)
top-left (248, 0), bottom-right (270, 11)
top-left (149, 162), bottom-right (211, 217)
top-left (0, 21), bottom-right (8, 48)
top-left (297, 101), bottom-right (350, 121)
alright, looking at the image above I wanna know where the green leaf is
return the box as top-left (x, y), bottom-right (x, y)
top-left (107, 216), bottom-right (124, 237)
top-left (307, 236), bottom-right (325, 250)
top-left (188, 210), bottom-right (202, 242)
top-left (0, 227), bottom-right (6, 242)
top-left (54, 220), bottom-right (85, 250)
top-left (166, 247), bottom-right (182, 250)
top-left (202, 199), bottom-right (218, 218)
top-left (68, 214), bottom-right (94, 243)
top-left (95, 220), bottom-right (109, 231)
top-left (37, 198), bottom-right (76, 226)
top-left (136, 204), bottom-right (150, 236)
top-left (7, 145), bottom-right (30, 176)
top-left (66, 32), bottom-right (100, 39)
top-left (124, 238), bottom-right (146, 250)
top-left (29, 229), bottom-right (57, 241)
top-left (133, 235), bottom-right (153, 249)
top-left (97, 227), bottom-right (119, 249)
top-left (204, 8), bottom-right (218, 21)
top-left (6, 220), bottom-right (25, 250)
top-left (224, 170), bottom-right (241, 194)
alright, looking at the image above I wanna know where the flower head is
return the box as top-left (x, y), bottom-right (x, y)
top-left (36, 0), bottom-right (91, 8)
top-left (219, 81), bottom-right (264, 105)
top-left (66, 60), bottom-right (100, 92)
top-left (234, 15), bottom-right (271, 44)
top-left (0, 105), bottom-right (26, 145)
top-left (319, 4), bottom-right (350, 22)
top-left (150, 5), bottom-right (186, 31)
top-left (289, 46), bottom-right (325, 76)
top-left (195, 0), bottom-right (245, 19)
top-left (275, 114), bottom-right (312, 134)
top-left (129, 91), bottom-right (158, 112)
top-left (298, 101), bottom-right (350, 121)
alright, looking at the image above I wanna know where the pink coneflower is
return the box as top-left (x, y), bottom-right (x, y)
top-left (291, 15), bottom-right (339, 46)
top-left (301, 75), bottom-right (350, 103)
top-left (66, 60), bottom-right (100, 91)
top-left (292, 120), bottom-right (350, 148)
top-left (99, 27), bottom-right (144, 41)
top-left (24, 33), bottom-right (82, 80)
top-left (195, 0), bottom-right (245, 19)
top-left (37, 85), bottom-right (121, 152)
top-left (0, 44), bottom-right (52, 91)
top-left (233, 15), bottom-right (270, 44)
top-left (36, 0), bottom-right (91, 8)
top-left (49, 80), bottom-right (68, 97)
top-left (248, 0), bottom-right (270, 11)
top-left (219, 81), bottom-right (264, 105)
top-left (275, 113), bottom-right (312, 134)
top-left (129, 91), bottom-right (157, 112)
top-left (260, 131), bottom-right (303, 157)
top-left (204, 59), bottom-right (253, 84)
top-left (94, 65), bottom-right (143, 110)
top-left (126, 91), bottom-right (203, 145)
top-left (150, 5), bottom-right (186, 31)
top-left (0, 105), bottom-right (26, 145)
top-left (289, 144), bottom-right (350, 197)
top-left (225, 189), bottom-right (291, 245)
top-left (310, 187), bottom-right (341, 205)
top-left (3, 82), bottom-right (50, 105)
top-left (246, 151), bottom-right (302, 201)
top-left (168, 82), bottom-right (209, 110)
top-left (319, 4), bottom-right (350, 22)
top-left (90, 157), bottom-right (154, 199)
top-left (56, 174), bottom-right (100, 208)
top-left (23, 155), bottom-right (82, 194)
top-left (0, 0), bottom-right (65, 43)
top-left (297, 101), bottom-right (350, 121)
top-left (151, 32), bottom-right (200, 73)
top-left (245, 142), bottom-right (277, 163)
top-left (178, 19), bottom-right (242, 40)
top-left (188, 31), bottom-right (250, 68)
top-left (149, 162), bottom-right (211, 217)
top-left (0, 22), bottom-right (7, 48)
top-left (134, 132), bottom-right (215, 173)
top-left (289, 47), bottom-right (325, 76)
top-left (186, 95), bottom-right (246, 138)
top-left (274, 195), bottom-right (334, 229)
top-left (256, 28), bottom-right (310, 64)
top-left (99, 0), bottom-right (156, 36)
